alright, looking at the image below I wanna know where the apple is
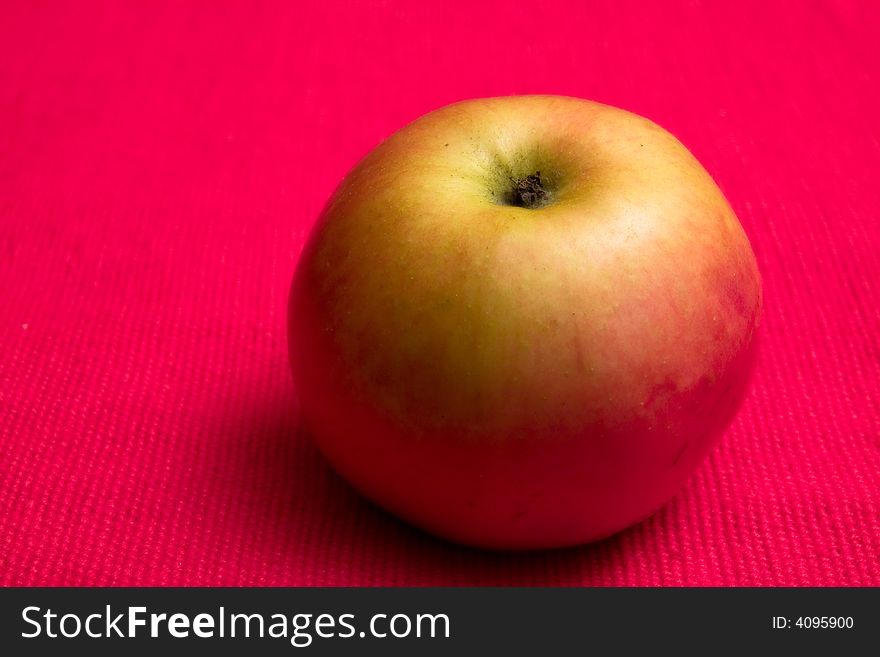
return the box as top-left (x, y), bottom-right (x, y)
top-left (288, 96), bottom-right (761, 549)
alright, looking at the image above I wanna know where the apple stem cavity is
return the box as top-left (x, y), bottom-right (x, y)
top-left (509, 171), bottom-right (549, 209)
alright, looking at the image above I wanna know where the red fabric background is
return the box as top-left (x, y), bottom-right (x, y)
top-left (1, 0), bottom-right (878, 586)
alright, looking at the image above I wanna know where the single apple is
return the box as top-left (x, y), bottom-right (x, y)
top-left (288, 95), bottom-right (761, 550)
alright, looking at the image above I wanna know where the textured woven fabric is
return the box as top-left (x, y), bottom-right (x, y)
top-left (1, 0), bottom-right (878, 586)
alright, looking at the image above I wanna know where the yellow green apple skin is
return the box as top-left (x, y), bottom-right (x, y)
top-left (288, 96), bottom-right (761, 549)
